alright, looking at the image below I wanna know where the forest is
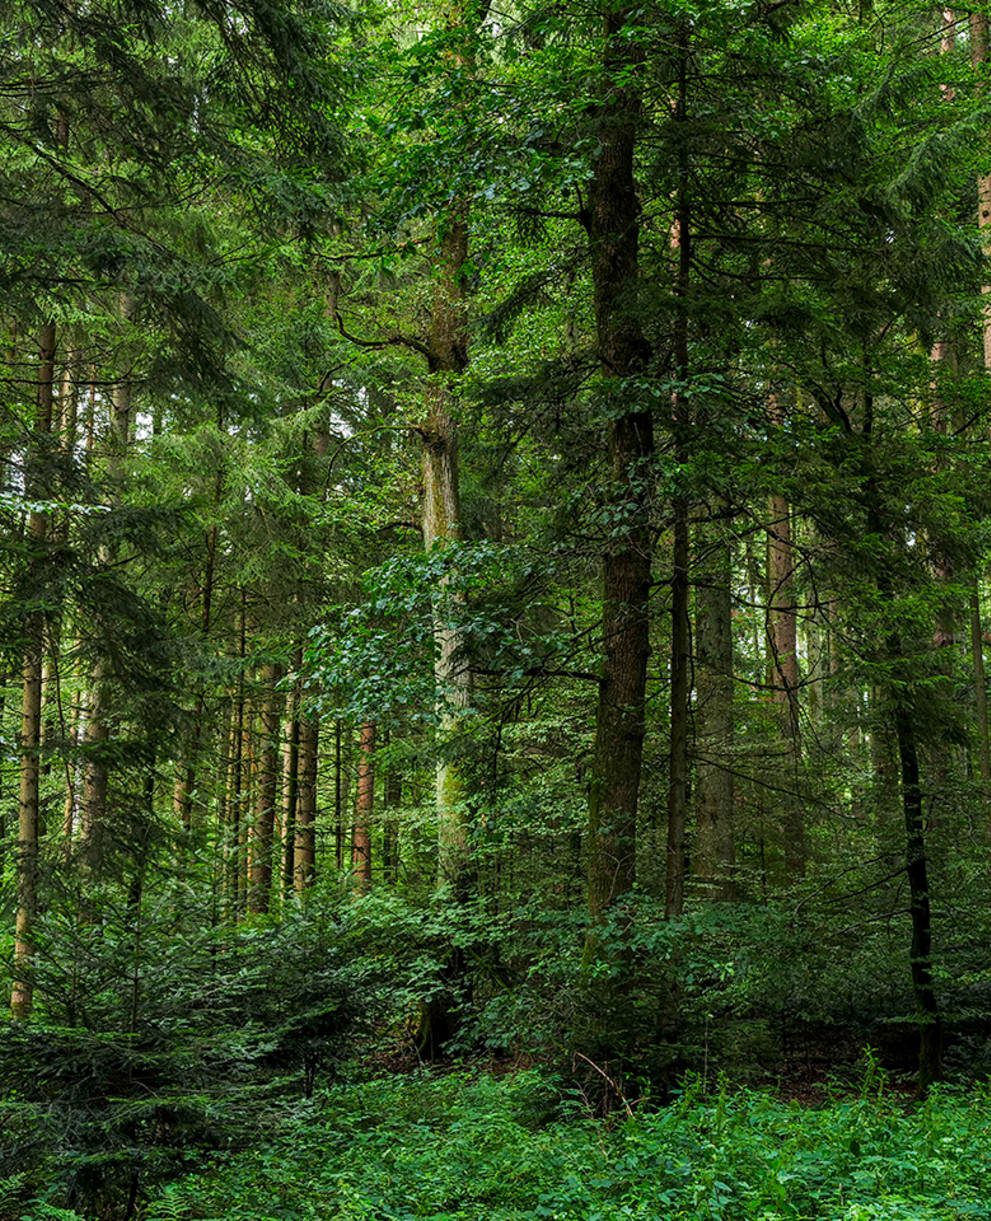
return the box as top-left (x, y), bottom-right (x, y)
top-left (6, 0), bottom-right (991, 1217)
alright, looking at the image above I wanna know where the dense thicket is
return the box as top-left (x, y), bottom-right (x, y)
top-left (5, 0), bottom-right (991, 1215)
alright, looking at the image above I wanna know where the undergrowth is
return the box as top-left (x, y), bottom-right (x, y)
top-left (127, 1070), bottom-right (991, 1220)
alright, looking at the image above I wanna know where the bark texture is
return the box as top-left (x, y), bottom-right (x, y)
top-left (352, 720), bottom-right (375, 893)
top-left (293, 718), bottom-right (319, 891)
top-left (422, 210), bottom-right (472, 893)
top-left (584, 3), bottom-right (653, 921)
top-left (693, 531), bottom-right (736, 899)
top-left (248, 663), bottom-right (282, 914)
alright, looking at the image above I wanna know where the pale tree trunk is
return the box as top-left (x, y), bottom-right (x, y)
top-left (352, 721), bottom-right (374, 893)
top-left (12, 321), bottom-right (56, 1019)
top-left (422, 210), bottom-right (473, 894)
top-left (584, 3), bottom-right (653, 922)
top-left (248, 663), bottom-right (282, 914)
top-left (693, 525), bottom-right (736, 900)
top-left (411, 0), bottom-right (483, 1060)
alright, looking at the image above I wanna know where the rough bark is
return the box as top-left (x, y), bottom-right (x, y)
top-left (352, 720), bottom-right (375, 893)
top-left (422, 209), bottom-right (473, 893)
top-left (693, 529), bottom-right (736, 900)
top-left (584, 3), bottom-right (653, 921)
top-left (248, 663), bottom-right (282, 914)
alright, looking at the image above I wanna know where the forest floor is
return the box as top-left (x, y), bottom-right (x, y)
top-left (125, 1066), bottom-right (991, 1221)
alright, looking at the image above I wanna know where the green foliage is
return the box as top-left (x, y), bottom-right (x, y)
top-left (140, 1069), bottom-right (991, 1221)
top-left (0, 890), bottom-right (443, 1217)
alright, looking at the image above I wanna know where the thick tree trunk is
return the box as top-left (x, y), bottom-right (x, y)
top-left (422, 210), bottom-right (473, 894)
top-left (693, 530), bottom-right (736, 899)
top-left (248, 663), bottom-right (282, 914)
top-left (352, 720), bottom-right (375, 893)
top-left (11, 321), bottom-right (56, 1020)
top-left (584, 4), bottom-right (653, 921)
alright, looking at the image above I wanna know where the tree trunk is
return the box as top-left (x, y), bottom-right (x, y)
top-left (422, 208), bottom-right (473, 895)
top-left (767, 469), bottom-right (805, 877)
top-left (81, 297), bottom-right (134, 874)
top-left (665, 93), bottom-right (692, 920)
top-left (893, 699), bottom-right (943, 1091)
top-left (173, 461), bottom-right (222, 831)
top-left (970, 588), bottom-right (991, 807)
top-left (352, 720), bottom-right (374, 893)
top-left (11, 321), bottom-right (56, 1020)
top-left (282, 674), bottom-right (301, 895)
top-left (293, 718), bottom-right (319, 891)
top-left (584, 3), bottom-right (653, 921)
top-left (693, 528), bottom-right (736, 900)
top-left (223, 692), bottom-right (243, 916)
top-left (248, 663), bottom-right (282, 914)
